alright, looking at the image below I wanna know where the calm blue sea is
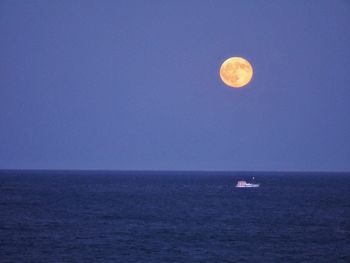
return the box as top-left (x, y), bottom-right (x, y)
top-left (0, 171), bottom-right (349, 262)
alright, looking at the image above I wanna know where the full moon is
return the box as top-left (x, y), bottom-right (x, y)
top-left (220, 57), bottom-right (253, 88)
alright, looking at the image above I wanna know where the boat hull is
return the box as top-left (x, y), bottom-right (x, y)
top-left (236, 184), bottom-right (260, 188)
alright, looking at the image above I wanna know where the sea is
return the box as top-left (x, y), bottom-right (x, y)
top-left (0, 171), bottom-right (349, 262)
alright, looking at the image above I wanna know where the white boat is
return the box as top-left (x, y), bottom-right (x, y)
top-left (236, 180), bottom-right (260, 188)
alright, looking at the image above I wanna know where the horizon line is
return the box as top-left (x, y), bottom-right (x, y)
top-left (0, 169), bottom-right (349, 174)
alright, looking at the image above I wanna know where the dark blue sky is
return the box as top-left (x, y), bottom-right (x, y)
top-left (1, 0), bottom-right (350, 171)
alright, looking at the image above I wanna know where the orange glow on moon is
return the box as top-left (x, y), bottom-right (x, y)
top-left (220, 57), bottom-right (253, 88)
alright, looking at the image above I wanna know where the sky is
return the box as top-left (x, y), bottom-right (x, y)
top-left (1, 0), bottom-right (350, 171)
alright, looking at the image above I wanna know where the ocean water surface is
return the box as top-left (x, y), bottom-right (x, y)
top-left (0, 171), bottom-right (349, 262)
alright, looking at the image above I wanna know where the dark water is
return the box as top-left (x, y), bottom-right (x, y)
top-left (0, 171), bottom-right (349, 262)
